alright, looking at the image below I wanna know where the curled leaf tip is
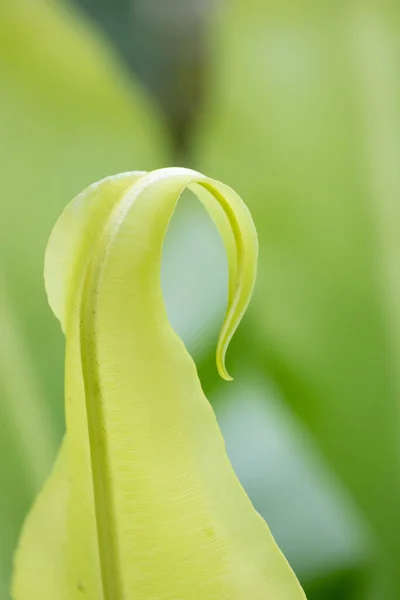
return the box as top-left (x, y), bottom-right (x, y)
top-left (217, 344), bottom-right (233, 381)
top-left (191, 176), bottom-right (259, 381)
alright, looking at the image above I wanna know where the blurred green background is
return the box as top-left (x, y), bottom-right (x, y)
top-left (1, 1), bottom-right (399, 599)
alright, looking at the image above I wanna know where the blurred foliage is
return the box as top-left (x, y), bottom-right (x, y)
top-left (75, 0), bottom-right (207, 158)
top-left (193, 1), bottom-right (400, 598)
top-left (0, 1), bottom-right (166, 597)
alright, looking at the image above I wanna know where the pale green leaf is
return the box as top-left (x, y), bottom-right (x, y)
top-left (12, 168), bottom-right (305, 600)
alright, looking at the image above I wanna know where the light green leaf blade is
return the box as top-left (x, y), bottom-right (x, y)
top-left (13, 169), bottom-right (306, 599)
top-left (193, 1), bottom-right (400, 597)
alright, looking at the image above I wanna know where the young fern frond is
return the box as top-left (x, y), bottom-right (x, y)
top-left (12, 168), bottom-right (306, 600)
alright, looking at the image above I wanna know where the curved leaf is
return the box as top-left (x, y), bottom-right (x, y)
top-left (12, 168), bottom-right (305, 599)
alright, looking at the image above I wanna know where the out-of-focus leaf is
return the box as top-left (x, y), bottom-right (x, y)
top-left (13, 168), bottom-right (306, 599)
top-left (194, 1), bottom-right (400, 597)
top-left (0, 0), bottom-right (167, 595)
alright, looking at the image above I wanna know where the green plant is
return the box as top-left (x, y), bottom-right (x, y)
top-left (12, 168), bottom-right (306, 599)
